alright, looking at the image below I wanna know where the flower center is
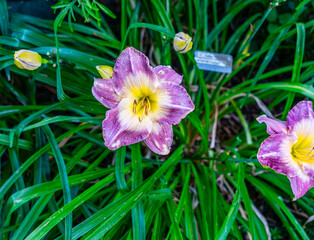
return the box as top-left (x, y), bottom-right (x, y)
top-left (291, 136), bottom-right (314, 164)
top-left (132, 94), bottom-right (152, 122)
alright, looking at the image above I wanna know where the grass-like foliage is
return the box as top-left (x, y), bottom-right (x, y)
top-left (1, 0), bottom-right (314, 239)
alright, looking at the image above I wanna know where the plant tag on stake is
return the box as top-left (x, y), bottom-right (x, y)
top-left (194, 50), bottom-right (233, 73)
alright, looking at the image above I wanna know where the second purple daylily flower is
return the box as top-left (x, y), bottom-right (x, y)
top-left (92, 47), bottom-right (194, 155)
top-left (257, 101), bottom-right (314, 200)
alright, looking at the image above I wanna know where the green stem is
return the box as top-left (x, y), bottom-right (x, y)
top-left (237, 8), bottom-right (272, 58)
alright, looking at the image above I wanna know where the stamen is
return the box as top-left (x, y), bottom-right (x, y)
top-left (139, 107), bottom-right (146, 122)
top-left (292, 145), bottom-right (314, 162)
top-left (133, 100), bottom-right (137, 114)
top-left (144, 105), bottom-right (148, 115)
top-left (133, 93), bottom-right (152, 122)
top-left (305, 147), bottom-right (314, 160)
top-left (304, 147), bottom-right (314, 157)
top-left (142, 93), bottom-right (146, 105)
top-left (147, 100), bottom-right (151, 112)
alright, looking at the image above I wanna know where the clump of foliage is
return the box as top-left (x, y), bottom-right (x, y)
top-left (0, 0), bottom-right (313, 239)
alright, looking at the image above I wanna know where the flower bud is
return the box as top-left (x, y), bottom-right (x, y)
top-left (173, 32), bottom-right (193, 53)
top-left (14, 50), bottom-right (42, 70)
top-left (96, 65), bottom-right (114, 79)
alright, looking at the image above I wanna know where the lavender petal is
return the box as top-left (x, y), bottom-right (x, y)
top-left (112, 47), bottom-right (158, 97)
top-left (289, 175), bottom-right (314, 200)
top-left (102, 99), bottom-right (153, 150)
top-left (92, 78), bottom-right (121, 109)
top-left (150, 82), bottom-right (194, 125)
top-left (145, 123), bottom-right (173, 155)
top-left (287, 101), bottom-right (314, 131)
top-left (257, 115), bottom-right (288, 135)
top-left (257, 133), bottom-right (301, 177)
top-left (154, 65), bottom-right (182, 85)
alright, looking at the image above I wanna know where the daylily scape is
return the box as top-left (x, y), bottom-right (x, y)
top-left (92, 47), bottom-right (194, 155)
top-left (257, 101), bottom-right (314, 200)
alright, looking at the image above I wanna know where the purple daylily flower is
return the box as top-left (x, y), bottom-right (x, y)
top-left (92, 47), bottom-right (194, 155)
top-left (257, 101), bottom-right (314, 200)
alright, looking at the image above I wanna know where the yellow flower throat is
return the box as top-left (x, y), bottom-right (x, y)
top-left (292, 136), bottom-right (314, 164)
top-left (132, 94), bottom-right (152, 122)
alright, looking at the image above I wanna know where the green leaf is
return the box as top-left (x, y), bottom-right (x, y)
top-left (115, 146), bottom-right (129, 192)
top-left (95, 2), bottom-right (116, 19)
top-left (25, 173), bottom-right (118, 240)
top-left (43, 125), bottom-right (72, 240)
top-left (0, 0), bottom-right (9, 36)
top-left (283, 23), bottom-right (306, 118)
top-left (81, 146), bottom-right (184, 240)
top-left (267, 7), bottom-right (277, 22)
top-left (215, 164), bottom-right (243, 240)
top-left (121, 22), bottom-right (175, 51)
top-left (7, 169), bottom-right (117, 215)
top-left (0, 124), bottom-right (90, 201)
top-left (131, 143), bottom-right (145, 240)
top-left (279, 13), bottom-right (293, 25)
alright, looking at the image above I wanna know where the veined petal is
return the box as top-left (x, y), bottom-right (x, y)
top-left (154, 66), bottom-right (182, 85)
top-left (149, 82), bottom-right (194, 125)
top-left (303, 163), bottom-right (314, 180)
top-left (287, 101), bottom-right (314, 131)
top-left (102, 98), bottom-right (152, 150)
top-left (289, 175), bottom-right (314, 200)
top-left (145, 123), bottom-right (173, 155)
top-left (257, 133), bottom-right (302, 177)
top-left (257, 115), bottom-right (288, 135)
top-left (92, 78), bottom-right (121, 109)
top-left (112, 47), bottom-right (158, 98)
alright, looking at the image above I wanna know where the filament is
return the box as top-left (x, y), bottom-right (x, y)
top-left (305, 147), bottom-right (314, 160)
top-left (133, 100), bottom-right (137, 114)
top-left (133, 93), bottom-right (152, 122)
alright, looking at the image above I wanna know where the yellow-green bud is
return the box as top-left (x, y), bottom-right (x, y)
top-left (14, 49), bottom-right (42, 70)
top-left (173, 32), bottom-right (193, 53)
top-left (96, 65), bottom-right (114, 79)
